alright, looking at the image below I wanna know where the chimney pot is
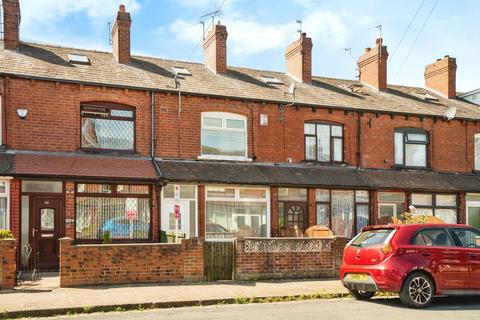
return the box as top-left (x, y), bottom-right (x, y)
top-left (203, 24), bottom-right (228, 75)
top-left (358, 38), bottom-right (388, 91)
top-left (424, 55), bottom-right (457, 99)
top-left (111, 4), bottom-right (132, 63)
top-left (2, 0), bottom-right (21, 50)
top-left (285, 32), bottom-right (313, 84)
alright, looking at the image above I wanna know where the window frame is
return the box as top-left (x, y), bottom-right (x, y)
top-left (410, 192), bottom-right (459, 223)
top-left (475, 133), bottom-right (480, 171)
top-left (304, 121), bottom-right (344, 163)
top-left (80, 104), bottom-right (136, 153)
top-left (0, 179), bottom-right (10, 230)
top-left (161, 184), bottom-right (198, 238)
top-left (394, 128), bottom-right (429, 168)
top-left (204, 185), bottom-right (270, 241)
top-left (377, 191), bottom-right (406, 219)
top-left (199, 112), bottom-right (249, 161)
top-left (74, 182), bottom-right (152, 243)
top-left (315, 188), bottom-right (370, 238)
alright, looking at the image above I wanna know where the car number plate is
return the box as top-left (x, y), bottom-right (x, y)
top-left (348, 274), bottom-right (368, 281)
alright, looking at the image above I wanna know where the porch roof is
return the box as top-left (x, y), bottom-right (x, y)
top-left (6, 151), bottom-right (157, 182)
top-left (156, 159), bottom-right (480, 192)
top-left (0, 153), bottom-right (13, 175)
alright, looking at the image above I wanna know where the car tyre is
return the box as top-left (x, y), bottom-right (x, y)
top-left (349, 289), bottom-right (375, 300)
top-left (400, 272), bottom-right (434, 308)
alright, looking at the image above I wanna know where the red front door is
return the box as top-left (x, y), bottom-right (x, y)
top-left (32, 196), bottom-right (63, 270)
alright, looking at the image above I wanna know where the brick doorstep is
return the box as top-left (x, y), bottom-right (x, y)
top-left (0, 279), bottom-right (347, 317)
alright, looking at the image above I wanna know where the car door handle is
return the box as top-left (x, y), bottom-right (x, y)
top-left (470, 254), bottom-right (479, 259)
top-left (421, 252), bottom-right (431, 257)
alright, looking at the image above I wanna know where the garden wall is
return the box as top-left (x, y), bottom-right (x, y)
top-left (59, 237), bottom-right (203, 287)
top-left (235, 237), bottom-right (347, 281)
top-left (0, 238), bottom-right (17, 290)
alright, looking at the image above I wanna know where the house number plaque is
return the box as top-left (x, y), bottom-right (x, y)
top-left (65, 218), bottom-right (75, 224)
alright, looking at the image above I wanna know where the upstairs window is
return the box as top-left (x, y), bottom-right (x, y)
top-left (394, 129), bottom-right (428, 168)
top-left (304, 122), bottom-right (343, 162)
top-left (475, 133), bottom-right (480, 171)
top-left (81, 105), bottom-right (135, 151)
top-left (201, 112), bottom-right (247, 160)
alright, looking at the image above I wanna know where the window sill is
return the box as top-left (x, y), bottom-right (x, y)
top-left (197, 155), bottom-right (252, 162)
top-left (391, 165), bottom-right (432, 171)
top-left (301, 160), bottom-right (347, 166)
top-left (79, 148), bottom-right (138, 156)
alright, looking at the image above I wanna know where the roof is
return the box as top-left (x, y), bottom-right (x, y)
top-left (6, 151), bottom-right (157, 181)
top-left (459, 88), bottom-right (480, 98)
top-left (1, 42), bottom-right (480, 119)
top-left (156, 159), bottom-right (480, 192)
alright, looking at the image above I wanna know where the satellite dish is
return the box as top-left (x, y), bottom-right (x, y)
top-left (444, 106), bottom-right (456, 120)
top-left (288, 83), bottom-right (296, 95)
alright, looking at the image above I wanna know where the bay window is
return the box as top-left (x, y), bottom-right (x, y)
top-left (316, 189), bottom-right (370, 238)
top-left (394, 129), bottom-right (428, 167)
top-left (75, 183), bottom-right (151, 241)
top-left (205, 186), bottom-right (269, 240)
top-left (201, 112), bottom-right (247, 160)
top-left (81, 104), bottom-right (135, 151)
top-left (0, 180), bottom-right (9, 230)
top-left (411, 193), bottom-right (457, 223)
top-left (305, 122), bottom-right (343, 162)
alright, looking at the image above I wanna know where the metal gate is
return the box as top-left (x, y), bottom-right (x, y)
top-left (203, 241), bottom-right (235, 281)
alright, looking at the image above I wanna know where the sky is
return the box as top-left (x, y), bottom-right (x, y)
top-left (15, 0), bottom-right (480, 92)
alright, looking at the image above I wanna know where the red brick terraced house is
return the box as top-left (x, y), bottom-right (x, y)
top-left (1, 1), bottom-right (480, 271)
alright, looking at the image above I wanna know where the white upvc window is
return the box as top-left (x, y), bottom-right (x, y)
top-left (0, 95), bottom-right (3, 145)
top-left (0, 180), bottom-right (10, 230)
top-left (475, 133), bottom-right (480, 171)
top-left (205, 186), bottom-right (270, 240)
top-left (200, 112), bottom-right (249, 161)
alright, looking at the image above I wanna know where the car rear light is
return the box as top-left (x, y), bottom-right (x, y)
top-left (381, 243), bottom-right (393, 256)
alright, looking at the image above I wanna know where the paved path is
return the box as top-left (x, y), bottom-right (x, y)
top-left (0, 277), bottom-right (346, 316)
top-left (26, 297), bottom-right (480, 320)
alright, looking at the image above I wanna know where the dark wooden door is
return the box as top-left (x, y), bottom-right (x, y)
top-left (280, 201), bottom-right (307, 237)
top-left (32, 196), bottom-right (63, 270)
top-left (204, 241), bottom-right (234, 281)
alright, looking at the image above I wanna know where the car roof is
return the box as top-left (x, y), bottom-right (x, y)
top-left (363, 223), bottom-right (472, 231)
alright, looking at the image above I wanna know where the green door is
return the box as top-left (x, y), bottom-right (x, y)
top-left (468, 206), bottom-right (480, 228)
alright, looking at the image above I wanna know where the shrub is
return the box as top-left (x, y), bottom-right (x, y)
top-left (102, 230), bottom-right (112, 244)
top-left (0, 229), bottom-right (14, 240)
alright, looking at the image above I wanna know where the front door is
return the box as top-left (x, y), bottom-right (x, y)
top-left (32, 196), bottom-right (63, 270)
top-left (280, 201), bottom-right (307, 237)
top-left (468, 206), bottom-right (480, 229)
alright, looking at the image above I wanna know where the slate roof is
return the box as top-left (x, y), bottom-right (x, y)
top-left (5, 151), bottom-right (157, 181)
top-left (156, 159), bottom-right (480, 192)
top-left (1, 42), bottom-right (479, 119)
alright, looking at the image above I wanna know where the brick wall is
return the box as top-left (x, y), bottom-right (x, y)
top-left (235, 237), bottom-right (346, 281)
top-left (59, 237), bottom-right (203, 287)
top-left (0, 238), bottom-right (16, 290)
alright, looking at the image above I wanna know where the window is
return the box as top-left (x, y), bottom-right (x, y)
top-left (201, 112), bottom-right (247, 160)
top-left (378, 192), bottom-right (405, 219)
top-left (351, 229), bottom-right (394, 248)
top-left (75, 183), bottom-right (151, 241)
top-left (316, 189), bottom-right (369, 238)
top-left (394, 129), bottom-right (429, 167)
top-left (411, 193), bottom-right (457, 224)
top-left (0, 180), bottom-right (9, 230)
top-left (304, 122), bottom-right (343, 162)
top-left (68, 53), bottom-right (90, 65)
top-left (259, 75), bottom-right (283, 85)
top-left (475, 134), bottom-right (480, 171)
top-left (81, 105), bottom-right (135, 151)
top-left (412, 228), bottom-right (454, 247)
top-left (448, 228), bottom-right (480, 248)
top-left (205, 186), bottom-right (269, 240)
top-left (172, 66), bottom-right (191, 76)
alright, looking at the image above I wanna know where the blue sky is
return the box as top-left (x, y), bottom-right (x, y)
top-left (18, 0), bottom-right (479, 92)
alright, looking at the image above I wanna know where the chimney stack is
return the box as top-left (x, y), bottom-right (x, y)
top-left (2, 0), bottom-right (20, 50)
top-left (358, 38), bottom-right (388, 91)
top-left (203, 23), bottom-right (228, 75)
top-left (111, 4), bottom-right (131, 63)
top-left (285, 32), bottom-right (312, 84)
top-left (424, 55), bottom-right (457, 99)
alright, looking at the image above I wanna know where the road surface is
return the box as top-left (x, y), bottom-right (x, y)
top-left (28, 296), bottom-right (480, 320)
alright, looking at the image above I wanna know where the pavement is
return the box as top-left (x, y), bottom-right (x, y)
top-left (24, 297), bottom-right (480, 320)
top-left (0, 274), bottom-right (348, 318)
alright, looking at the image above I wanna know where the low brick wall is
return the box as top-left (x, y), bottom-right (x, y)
top-left (0, 239), bottom-right (17, 290)
top-left (59, 238), bottom-right (203, 287)
top-left (235, 237), bottom-right (346, 281)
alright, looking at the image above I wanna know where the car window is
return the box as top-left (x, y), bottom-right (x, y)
top-left (351, 229), bottom-right (394, 247)
top-left (448, 228), bottom-right (480, 248)
top-left (412, 228), bottom-right (454, 247)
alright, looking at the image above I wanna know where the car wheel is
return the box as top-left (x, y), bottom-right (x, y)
top-left (400, 272), bottom-right (435, 308)
top-left (349, 289), bottom-right (375, 300)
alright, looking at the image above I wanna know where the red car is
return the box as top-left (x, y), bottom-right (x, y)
top-left (340, 223), bottom-right (480, 308)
